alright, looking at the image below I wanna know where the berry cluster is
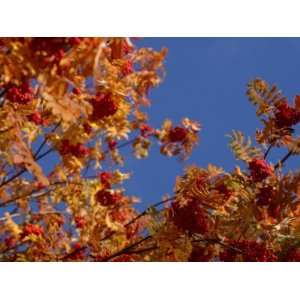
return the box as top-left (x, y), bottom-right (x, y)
top-left (140, 123), bottom-right (155, 138)
top-left (4, 236), bottom-right (17, 248)
top-left (109, 39), bottom-right (134, 60)
top-left (68, 37), bottom-right (82, 47)
top-left (219, 240), bottom-right (277, 262)
top-left (30, 38), bottom-right (82, 67)
top-left (22, 224), bottom-right (44, 238)
top-left (89, 93), bottom-right (118, 121)
top-left (121, 60), bottom-right (134, 76)
top-left (110, 209), bottom-right (127, 224)
top-left (171, 199), bottom-right (209, 234)
top-left (248, 158), bottom-right (273, 182)
top-left (74, 216), bottom-right (86, 229)
top-left (72, 87), bottom-right (81, 95)
top-left (68, 242), bottom-right (85, 260)
top-left (274, 100), bottom-right (300, 128)
top-left (99, 171), bottom-right (112, 188)
top-left (284, 248), bottom-right (300, 262)
top-left (27, 112), bottom-right (45, 126)
top-left (95, 189), bottom-right (122, 206)
top-left (59, 139), bottom-right (90, 158)
top-left (121, 41), bottom-right (134, 56)
top-left (169, 126), bottom-right (188, 143)
top-left (267, 202), bottom-right (281, 219)
top-left (83, 122), bottom-right (92, 135)
top-left (256, 186), bottom-right (275, 207)
top-left (189, 246), bottom-right (212, 262)
top-left (6, 82), bottom-right (33, 105)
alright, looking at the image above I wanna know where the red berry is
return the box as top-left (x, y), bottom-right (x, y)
top-left (99, 172), bottom-right (112, 187)
top-left (122, 41), bottom-right (134, 56)
top-left (256, 186), bottom-right (275, 206)
top-left (219, 240), bottom-right (277, 262)
top-left (171, 199), bottom-right (209, 234)
top-left (72, 143), bottom-right (90, 158)
top-left (268, 202), bottom-right (281, 219)
top-left (30, 38), bottom-right (72, 69)
top-left (90, 93), bottom-right (118, 121)
top-left (27, 112), bottom-right (43, 125)
top-left (108, 140), bottom-right (117, 150)
top-left (56, 49), bottom-right (65, 60)
top-left (189, 246), bottom-right (211, 262)
top-left (248, 158), bottom-right (273, 182)
top-left (68, 242), bottom-right (85, 260)
top-left (22, 224), bottom-right (44, 238)
top-left (72, 87), bottom-right (81, 95)
top-left (73, 242), bottom-right (82, 250)
top-left (110, 209), bottom-right (127, 223)
top-left (36, 182), bottom-right (46, 190)
top-left (59, 140), bottom-right (89, 158)
top-left (95, 189), bottom-right (122, 206)
top-left (121, 60), bottom-right (133, 76)
top-left (69, 37), bottom-right (82, 46)
top-left (284, 248), bottom-right (300, 262)
top-left (4, 236), bottom-right (17, 248)
top-left (274, 101), bottom-right (300, 128)
top-left (6, 82), bottom-right (33, 104)
top-left (169, 127), bottom-right (188, 143)
top-left (59, 139), bottom-right (73, 155)
top-left (74, 216), bottom-right (86, 229)
top-left (140, 123), bottom-right (155, 138)
top-left (83, 122), bottom-right (92, 135)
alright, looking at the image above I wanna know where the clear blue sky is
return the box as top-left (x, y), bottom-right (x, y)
top-left (122, 38), bottom-right (300, 210)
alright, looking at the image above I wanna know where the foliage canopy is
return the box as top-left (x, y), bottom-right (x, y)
top-left (0, 38), bottom-right (299, 262)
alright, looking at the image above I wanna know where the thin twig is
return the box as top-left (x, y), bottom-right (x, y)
top-left (192, 238), bottom-right (243, 254)
top-left (99, 196), bottom-right (175, 242)
top-left (34, 121), bottom-right (61, 159)
top-left (274, 150), bottom-right (293, 169)
top-left (0, 147), bottom-right (54, 188)
top-left (0, 189), bottom-right (52, 208)
top-left (101, 235), bottom-right (153, 262)
top-left (62, 196), bottom-right (175, 261)
top-left (264, 144), bottom-right (273, 159)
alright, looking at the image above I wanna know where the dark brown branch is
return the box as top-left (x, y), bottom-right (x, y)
top-left (33, 121), bottom-right (61, 159)
top-left (62, 196), bottom-right (175, 261)
top-left (0, 147), bottom-right (54, 188)
top-left (0, 87), bottom-right (8, 108)
top-left (264, 144), bottom-right (273, 159)
top-left (274, 150), bottom-right (293, 169)
top-left (0, 179), bottom-right (84, 208)
top-left (0, 189), bottom-right (52, 208)
top-left (99, 196), bottom-right (175, 242)
top-left (192, 238), bottom-right (243, 253)
top-left (0, 241), bottom-right (29, 258)
top-left (0, 122), bottom-right (58, 189)
top-left (126, 245), bottom-right (158, 255)
top-left (101, 235), bottom-right (153, 262)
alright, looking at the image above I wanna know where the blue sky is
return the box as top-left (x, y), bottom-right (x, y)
top-left (122, 38), bottom-right (300, 210)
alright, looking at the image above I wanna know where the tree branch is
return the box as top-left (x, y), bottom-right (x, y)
top-left (274, 150), bottom-right (293, 169)
top-left (101, 235), bottom-right (153, 262)
top-left (33, 121), bottom-right (61, 159)
top-left (264, 144), bottom-right (273, 159)
top-left (99, 196), bottom-right (175, 242)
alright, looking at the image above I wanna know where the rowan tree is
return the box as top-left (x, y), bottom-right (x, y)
top-left (0, 38), bottom-right (299, 262)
